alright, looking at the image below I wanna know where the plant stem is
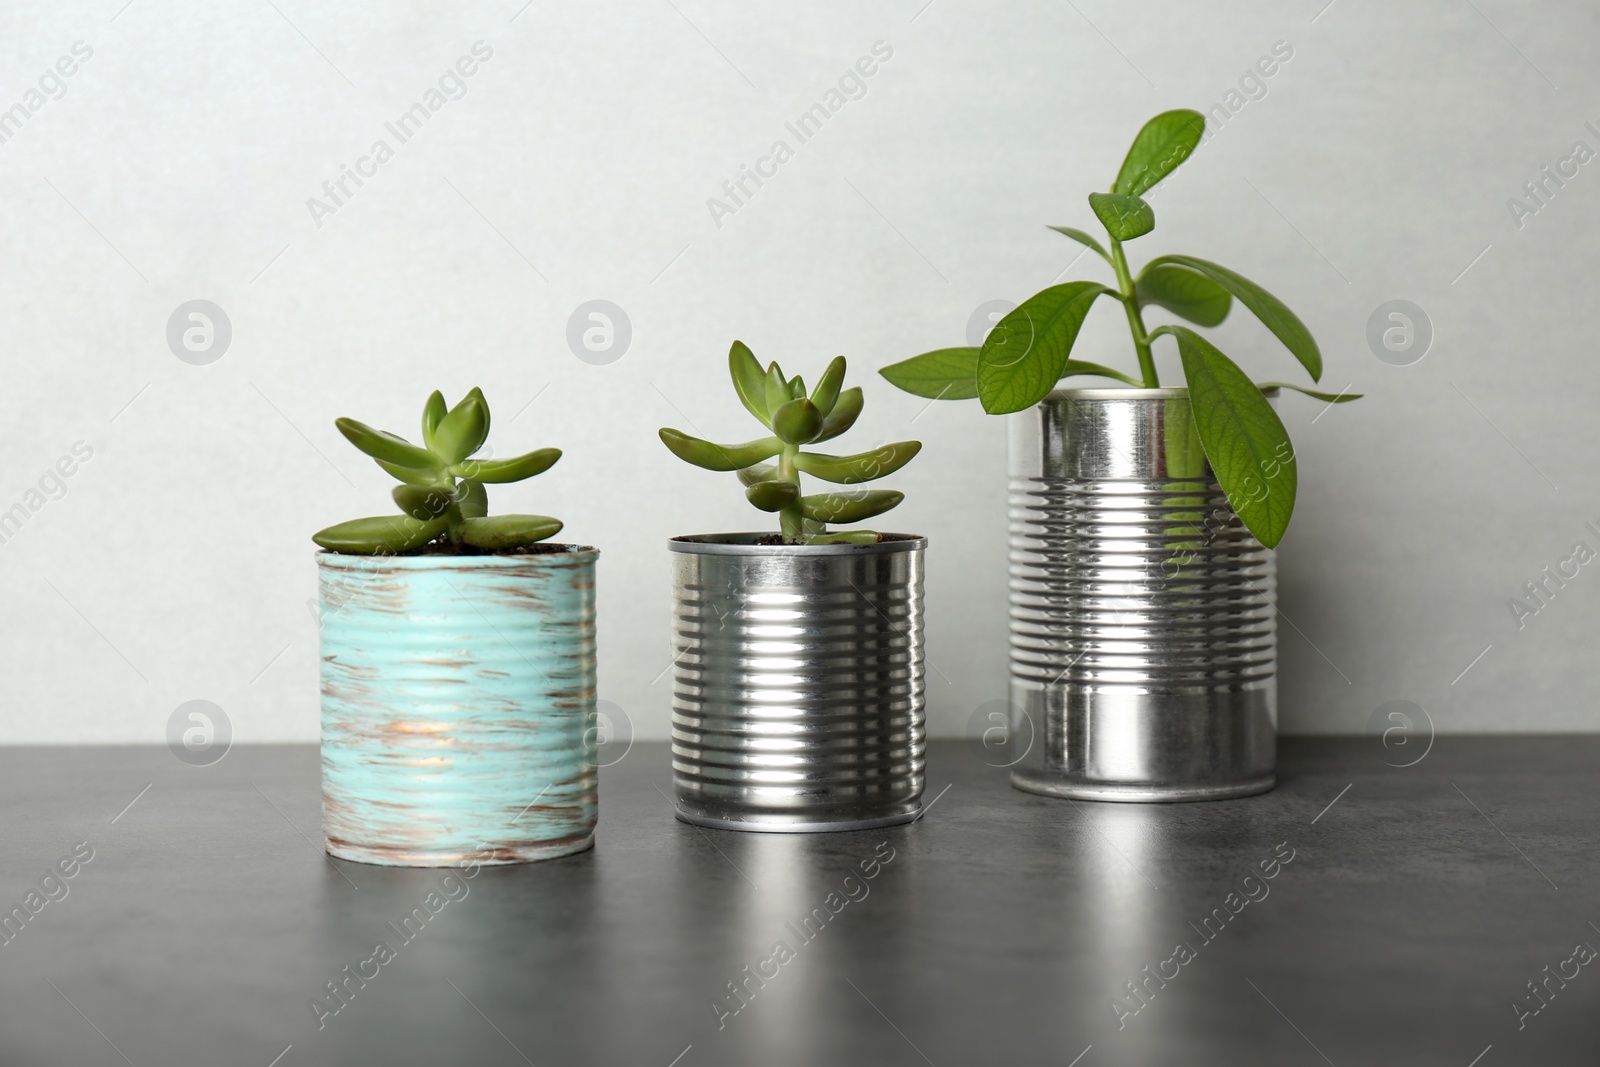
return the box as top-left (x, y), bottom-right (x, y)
top-left (777, 445), bottom-right (805, 544)
top-left (444, 499), bottom-right (464, 548)
top-left (1109, 238), bottom-right (1159, 388)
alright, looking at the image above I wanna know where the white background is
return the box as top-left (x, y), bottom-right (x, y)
top-left (2, 0), bottom-right (1596, 743)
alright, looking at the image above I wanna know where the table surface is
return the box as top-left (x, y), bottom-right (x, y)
top-left (0, 737), bottom-right (1594, 1066)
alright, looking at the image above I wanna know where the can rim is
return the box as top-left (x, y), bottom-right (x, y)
top-left (670, 532), bottom-right (926, 556)
top-left (317, 543), bottom-right (598, 569)
top-left (1043, 385), bottom-right (1280, 401)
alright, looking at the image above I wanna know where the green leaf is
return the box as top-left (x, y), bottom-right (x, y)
top-left (1061, 360), bottom-right (1145, 387)
top-left (814, 387), bottom-right (862, 442)
top-left (799, 489), bottom-right (904, 524)
top-left (375, 457), bottom-right (448, 486)
top-left (659, 428), bottom-right (782, 471)
top-left (1169, 326), bottom-right (1297, 548)
top-left (392, 484), bottom-right (455, 520)
top-left (789, 376), bottom-right (806, 400)
top-left (811, 356), bottom-right (847, 415)
top-left (794, 441), bottom-right (921, 484)
top-left (458, 514), bottom-right (563, 550)
top-left (456, 479), bottom-right (487, 519)
top-left (1048, 226), bottom-right (1111, 263)
top-left (879, 348), bottom-right (980, 400)
top-left (457, 447), bottom-right (561, 483)
top-left (807, 530), bottom-right (880, 545)
top-left (1147, 255), bottom-right (1322, 381)
top-left (763, 363), bottom-right (790, 416)
top-left (336, 418), bottom-right (438, 468)
top-left (737, 462), bottom-right (777, 487)
top-left (745, 480), bottom-right (799, 512)
top-left (1114, 109), bottom-right (1206, 198)
top-left (313, 515), bottom-right (446, 554)
top-left (729, 341), bottom-right (770, 427)
top-left (1088, 192), bottom-right (1154, 241)
top-left (421, 390), bottom-right (447, 451)
top-left (1257, 382), bottom-right (1362, 403)
top-left (978, 281), bottom-right (1114, 414)
top-left (432, 388), bottom-right (490, 463)
top-left (1135, 263), bottom-right (1232, 327)
top-left (771, 398), bottom-right (823, 444)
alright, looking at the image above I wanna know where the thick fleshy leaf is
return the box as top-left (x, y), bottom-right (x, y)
top-left (771, 399), bottom-right (823, 444)
top-left (458, 514), bottom-right (563, 550)
top-left (456, 479), bottom-right (487, 519)
top-left (789, 376), bottom-right (806, 400)
top-left (375, 457), bottom-right (448, 486)
top-left (879, 348), bottom-right (980, 400)
top-left (1257, 382), bottom-right (1362, 403)
top-left (814, 387), bottom-right (862, 442)
top-left (794, 441), bottom-right (921, 484)
top-left (432, 389), bottom-right (490, 463)
top-left (1147, 255), bottom-right (1322, 381)
top-left (737, 462), bottom-right (777, 487)
top-left (457, 447), bottom-right (561, 483)
top-left (1048, 226), bottom-right (1111, 263)
top-left (421, 391), bottom-right (448, 450)
top-left (729, 341), bottom-right (770, 427)
top-left (1135, 263), bottom-right (1232, 327)
top-left (799, 489), bottom-right (904, 524)
top-left (763, 363), bottom-right (790, 416)
top-left (1088, 192), bottom-right (1154, 241)
top-left (811, 356), bottom-right (846, 415)
top-left (978, 282), bottom-right (1114, 414)
top-left (807, 530), bottom-right (881, 545)
top-left (336, 418), bottom-right (437, 468)
top-left (1114, 109), bottom-right (1206, 198)
top-left (313, 515), bottom-right (446, 554)
top-left (659, 428), bottom-right (782, 471)
top-left (1169, 326), bottom-right (1297, 548)
top-left (745, 480), bottom-right (799, 512)
top-left (392, 484), bottom-right (455, 520)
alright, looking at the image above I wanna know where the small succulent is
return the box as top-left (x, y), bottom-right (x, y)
top-left (313, 388), bottom-right (564, 555)
top-left (660, 342), bottom-right (920, 545)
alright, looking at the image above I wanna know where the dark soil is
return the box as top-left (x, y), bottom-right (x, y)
top-left (402, 541), bottom-right (586, 557)
top-left (680, 533), bottom-right (921, 546)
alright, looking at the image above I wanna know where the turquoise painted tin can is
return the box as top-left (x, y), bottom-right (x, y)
top-left (318, 546), bottom-right (598, 867)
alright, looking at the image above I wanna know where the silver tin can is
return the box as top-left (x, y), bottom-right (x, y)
top-left (1007, 388), bottom-right (1276, 802)
top-left (669, 534), bottom-right (927, 831)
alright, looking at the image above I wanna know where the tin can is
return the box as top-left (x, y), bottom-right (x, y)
top-left (318, 547), bottom-right (599, 864)
top-left (669, 534), bottom-right (926, 831)
top-left (1007, 389), bottom-right (1276, 801)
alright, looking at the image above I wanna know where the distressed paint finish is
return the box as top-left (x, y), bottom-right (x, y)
top-left (318, 547), bottom-right (598, 866)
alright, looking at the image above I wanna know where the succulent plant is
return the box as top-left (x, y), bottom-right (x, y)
top-left (313, 388), bottom-right (564, 555)
top-left (880, 109), bottom-right (1361, 549)
top-left (660, 342), bottom-right (920, 545)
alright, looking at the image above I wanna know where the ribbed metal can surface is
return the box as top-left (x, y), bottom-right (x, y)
top-left (1006, 389), bottom-right (1277, 801)
top-left (670, 534), bottom-right (926, 832)
top-left (318, 547), bottom-right (598, 865)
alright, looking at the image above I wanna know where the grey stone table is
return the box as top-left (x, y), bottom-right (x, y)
top-left (0, 738), bottom-right (1594, 1066)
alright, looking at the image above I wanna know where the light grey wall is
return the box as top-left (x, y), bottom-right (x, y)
top-left (1, 0), bottom-right (1594, 744)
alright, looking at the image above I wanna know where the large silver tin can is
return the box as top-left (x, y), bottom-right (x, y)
top-left (1007, 388), bottom-right (1277, 802)
top-left (669, 534), bottom-right (927, 831)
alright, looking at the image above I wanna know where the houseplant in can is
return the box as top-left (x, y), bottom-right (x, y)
top-left (659, 343), bottom-right (926, 831)
top-left (313, 388), bottom-right (598, 865)
top-left (881, 110), bottom-right (1359, 802)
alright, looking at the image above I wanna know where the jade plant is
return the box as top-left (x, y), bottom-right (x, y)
top-left (879, 109), bottom-right (1358, 548)
top-left (660, 343), bottom-right (920, 544)
top-left (313, 388), bottom-right (564, 555)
